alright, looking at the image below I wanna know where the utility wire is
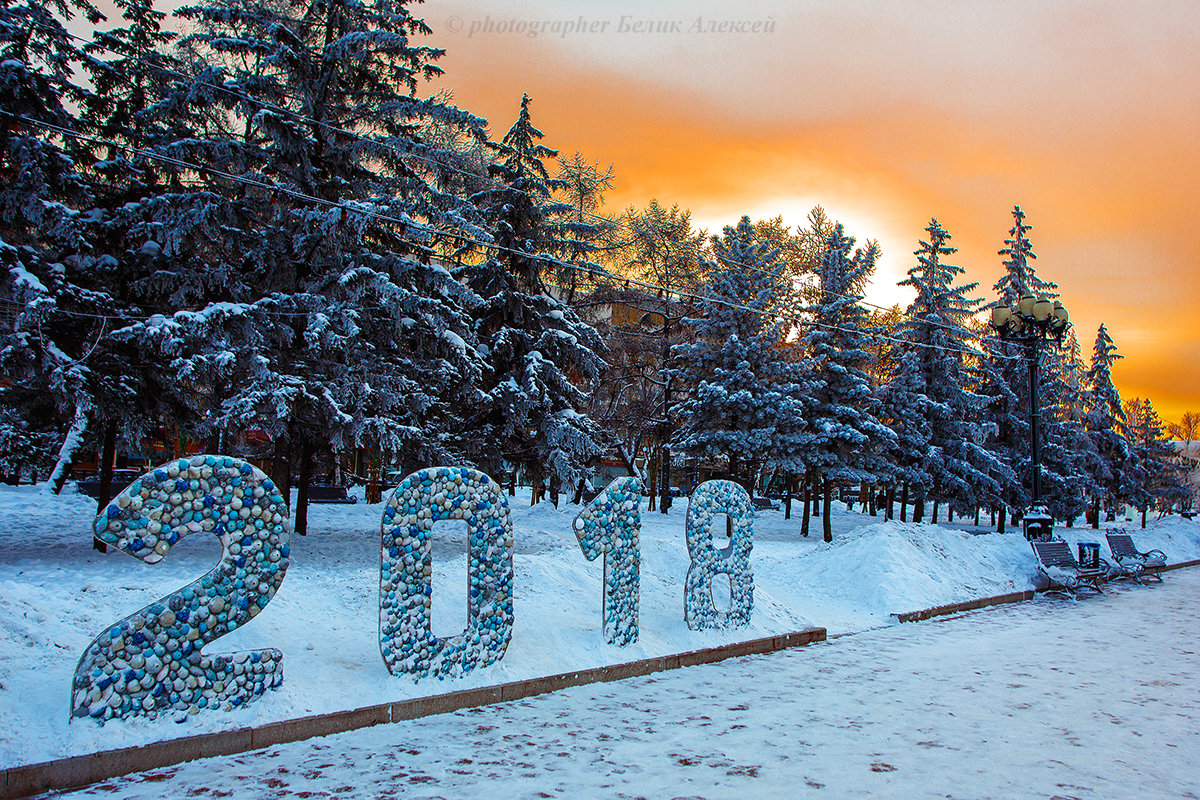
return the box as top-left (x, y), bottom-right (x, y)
top-left (14, 111), bottom-right (1021, 364)
top-left (33, 15), bottom-right (1004, 345)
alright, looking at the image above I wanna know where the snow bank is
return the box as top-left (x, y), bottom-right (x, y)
top-left (1, 481), bottom-right (1198, 768)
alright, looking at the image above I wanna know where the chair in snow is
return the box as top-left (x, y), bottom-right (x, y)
top-left (1105, 531), bottom-right (1166, 583)
top-left (1031, 540), bottom-right (1105, 598)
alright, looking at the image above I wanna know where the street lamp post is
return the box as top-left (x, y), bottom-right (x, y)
top-left (990, 293), bottom-right (1071, 540)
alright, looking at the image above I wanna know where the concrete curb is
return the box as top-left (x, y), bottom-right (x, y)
top-left (891, 559), bottom-right (1200, 624)
top-left (2, 627), bottom-right (826, 799)
top-left (892, 590), bottom-right (1036, 623)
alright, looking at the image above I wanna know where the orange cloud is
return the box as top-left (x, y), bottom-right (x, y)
top-left (431, 0), bottom-right (1200, 422)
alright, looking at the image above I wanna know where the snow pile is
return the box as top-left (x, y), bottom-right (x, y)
top-left (1, 480), bottom-right (1199, 768)
top-left (788, 522), bottom-right (1036, 618)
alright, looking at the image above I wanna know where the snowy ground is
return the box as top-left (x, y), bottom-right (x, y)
top-left (2, 479), bottom-right (1198, 772)
top-left (49, 570), bottom-right (1200, 799)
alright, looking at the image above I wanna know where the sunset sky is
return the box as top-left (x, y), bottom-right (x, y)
top-left (423, 0), bottom-right (1200, 423)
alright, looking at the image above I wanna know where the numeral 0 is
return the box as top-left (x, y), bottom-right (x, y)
top-left (379, 467), bottom-right (514, 679)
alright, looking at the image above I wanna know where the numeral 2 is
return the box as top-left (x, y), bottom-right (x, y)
top-left (71, 456), bottom-right (290, 722)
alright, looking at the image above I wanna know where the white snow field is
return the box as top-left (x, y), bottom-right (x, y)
top-left (49, 569), bottom-right (1200, 799)
top-left (1, 479), bottom-right (1198, 779)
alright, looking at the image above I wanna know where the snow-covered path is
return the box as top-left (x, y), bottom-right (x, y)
top-left (56, 570), bottom-right (1200, 800)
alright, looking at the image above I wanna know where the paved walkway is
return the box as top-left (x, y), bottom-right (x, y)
top-left (58, 572), bottom-right (1200, 799)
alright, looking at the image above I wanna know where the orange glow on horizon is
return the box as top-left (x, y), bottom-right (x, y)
top-left (429, 0), bottom-right (1198, 422)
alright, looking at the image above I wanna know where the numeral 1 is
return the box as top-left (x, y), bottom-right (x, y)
top-left (573, 477), bottom-right (642, 645)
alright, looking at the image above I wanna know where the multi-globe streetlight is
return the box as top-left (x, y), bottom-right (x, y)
top-left (990, 293), bottom-right (1071, 540)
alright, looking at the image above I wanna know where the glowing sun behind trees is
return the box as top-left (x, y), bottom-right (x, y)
top-left (72, 456), bottom-right (289, 723)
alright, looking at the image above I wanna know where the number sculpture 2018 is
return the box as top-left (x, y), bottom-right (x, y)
top-left (72, 456), bottom-right (289, 722)
top-left (379, 467), bottom-right (514, 679)
top-left (573, 477), bottom-right (642, 646)
top-left (75, 460), bottom-right (756, 722)
top-left (684, 480), bottom-right (754, 630)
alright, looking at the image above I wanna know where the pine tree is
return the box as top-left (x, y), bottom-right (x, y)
top-left (122, 0), bottom-right (494, 528)
top-left (1123, 397), bottom-right (1181, 526)
top-left (611, 198), bottom-right (706, 512)
top-left (669, 216), bottom-right (808, 491)
top-left (1033, 345), bottom-right (1092, 524)
top-left (801, 223), bottom-right (895, 540)
top-left (1084, 323), bottom-right (1130, 525)
top-left (981, 205), bottom-right (1059, 529)
top-left (884, 219), bottom-right (1003, 523)
top-left (0, 0), bottom-right (115, 491)
top-left (460, 94), bottom-right (606, 500)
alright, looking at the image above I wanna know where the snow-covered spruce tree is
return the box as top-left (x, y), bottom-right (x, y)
top-left (981, 205), bottom-right (1058, 529)
top-left (0, 0), bottom-right (128, 491)
top-left (1122, 398), bottom-right (1155, 522)
top-left (1129, 397), bottom-right (1190, 519)
top-left (459, 94), bottom-right (605, 501)
top-left (801, 223), bottom-right (895, 541)
top-left (42, 0), bottom-right (190, 512)
top-left (130, 0), bottom-right (491, 527)
top-left (668, 216), bottom-right (808, 494)
top-left (884, 219), bottom-right (1003, 523)
top-left (1083, 323), bottom-right (1130, 525)
top-left (1032, 344), bottom-right (1092, 525)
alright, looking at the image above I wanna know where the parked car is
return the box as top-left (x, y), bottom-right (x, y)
top-left (76, 469), bottom-right (144, 498)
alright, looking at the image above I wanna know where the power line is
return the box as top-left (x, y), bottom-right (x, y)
top-left (14, 112), bottom-right (1018, 365)
top-left (36, 14), bottom-right (999, 346)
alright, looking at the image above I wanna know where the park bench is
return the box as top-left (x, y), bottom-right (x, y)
top-left (1031, 539), bottom-right (1105, 598)
top-left (307, 485), bottom-right (357, 504)
top-left (76, 469), bottom-right (144, 498)
top-left (752, 497), bottom-right (776, 511)
top-left (1106, 531), bottom-right (1166, 583)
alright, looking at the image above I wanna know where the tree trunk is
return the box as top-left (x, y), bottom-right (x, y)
top-left (48, 404), bottom-right (90, 495)
top-left (550, 480), bottom-right (560, 508)
top-left (811, 471), bottom-right (821, 516)
top-left (822, 478), bottom-right (833, 542)
top-left (93, 422), bottom-right (118, 553)
top-left (868, 484), bottom-right (877, 517)
top-left (900, 482), bottom-right (909, 522)
top-left (885, 486), bottom-right (895, 520)
top-left (914, 496), bottom-right (925, 523)
top-left (271, 432), bottom-right (292, 509)
top-left (295, 438), bottom-right (314, 536)
top-left (784, 474), bottom-right (793, 520)
top-left (647, 451), bottom-right (657, 512)
top-left (571, 477), bottom-right (587, 504)
top-left (1141, 506), bottom-right (1147, 529)
top-left (998, 507), bottom-right (1006, 534)
top-left (508, 468), bottom-right (516, 497)
top-left (659, 445), bottom-right (672, 514)
top-left (932, 500), bottom-right (939, 525)
top-left (801, 480), bottom-right (810, 537)
top-left (974, 507), bottom-right (980, 527)
top-left (1091, 496), bottom-right (1100, 529)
